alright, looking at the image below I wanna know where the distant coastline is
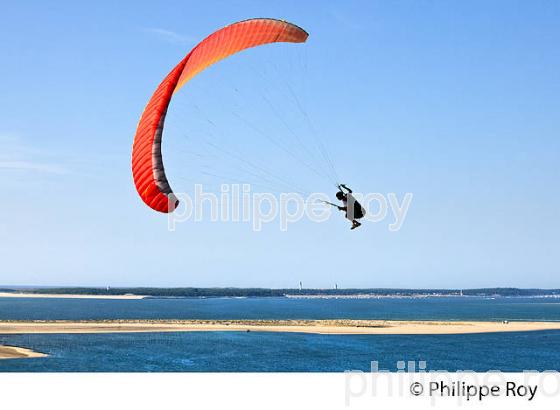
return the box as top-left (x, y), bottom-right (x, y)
top-left (1, 287), bottom-right (558, 299)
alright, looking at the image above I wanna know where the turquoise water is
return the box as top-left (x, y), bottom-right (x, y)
top-left (1, 296), bottom-right (560, 372)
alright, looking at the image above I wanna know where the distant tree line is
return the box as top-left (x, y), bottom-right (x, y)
top-left (6, 287), bottom-right (560, 298)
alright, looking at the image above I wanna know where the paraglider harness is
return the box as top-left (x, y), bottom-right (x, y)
top-left (323, 184), bottom-right (365, 220)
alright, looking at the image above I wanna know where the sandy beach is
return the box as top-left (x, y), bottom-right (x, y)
top-left (0, 292), bottom-right (145, 300)
top-left (1, 319), bottom-right (559, 335)
top-left (0, 345), bottom-right (47, 359)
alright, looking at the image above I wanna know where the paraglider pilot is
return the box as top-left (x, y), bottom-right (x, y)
top-left (336, 184), bottom-right (365, 230)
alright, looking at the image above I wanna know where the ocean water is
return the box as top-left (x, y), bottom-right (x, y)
top-left (1, 296), bottom-right (560, 321)
top-left (1, 296), bottom-right (560, 372)
top-left (1, 331), bottom-right (560, 372)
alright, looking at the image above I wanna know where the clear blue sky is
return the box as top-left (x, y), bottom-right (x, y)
top-left (1, 0), bottom-right (558, 288)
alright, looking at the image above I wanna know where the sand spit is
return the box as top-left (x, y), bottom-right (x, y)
top-left (1, 319), bottom-right (559, 335)
top-left (0, 345), bottom-right (47, 359)
top-left (0, 292), bottom-right (145, 300)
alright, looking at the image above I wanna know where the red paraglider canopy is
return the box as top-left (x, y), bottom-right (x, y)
top-left (132, 18), bottom-right (309, 213)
